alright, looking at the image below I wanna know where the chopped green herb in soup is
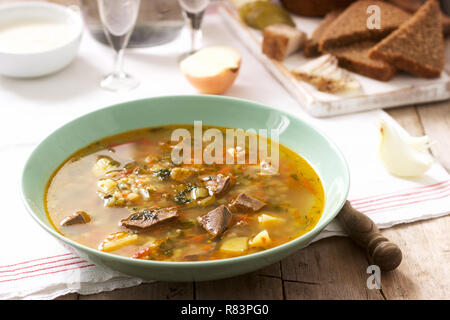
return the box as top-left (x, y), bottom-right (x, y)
top-left (45, 125), bottom-right (324, 261)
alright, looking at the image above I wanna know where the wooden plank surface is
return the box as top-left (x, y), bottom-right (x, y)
top-left (195, 264), bottom-right (283, 300)
top-left (79, 282), bottom-right (194, 300)
top-left (7, 0), bottom-right (448, 301)
top-left (417, 102), bottom-right (450, 170)
top-left (281, 237), bottom-right (384, 300)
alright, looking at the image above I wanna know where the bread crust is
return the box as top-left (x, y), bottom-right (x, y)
top-left (370, 49), bottom-right (441, 78)
top-left (304, 10), bottom-right (341, 57)
top-left (369, 0), bottom-right (444, 78)
top-left (386, 0), bottom-right (450, 36)
top-left (319, 1), bottom-right (411, 51)
top-left (326, 42), bottom-right (396, 81)
top-left (280, 0), bottom-right (355, 17)
top-left (335, 55), bottom-right (396, 81)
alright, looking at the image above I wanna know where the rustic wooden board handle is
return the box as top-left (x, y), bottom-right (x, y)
top-left (337, 201), bottom-right (402, 271)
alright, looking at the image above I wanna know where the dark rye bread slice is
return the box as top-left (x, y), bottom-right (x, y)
top-left (319, 1), bottom-right (411, 51)
top-left (386, 0), bottom-right (450, 36)
top-left (442, 13), bottom-right (450, 36)
top-left (369, 0), bottom-right (444, 78)
top-left (280, 0), bottom-right (355, 17)
top-left (326, 41), bottom-right (396, 81)
top-left (386, 0), bottom-right (426, 11)
top-left (304, 10), bottom-right (341, 57)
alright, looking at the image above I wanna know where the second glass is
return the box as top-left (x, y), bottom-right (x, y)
top-left (178, 0), bottom-right (210, 56)
top-left (98, 0), bottom-right (141, 91)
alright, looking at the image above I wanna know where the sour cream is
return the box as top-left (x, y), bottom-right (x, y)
top-left (0, 20), bottom-right (78, 54)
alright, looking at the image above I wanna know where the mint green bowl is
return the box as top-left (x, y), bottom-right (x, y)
top-left (21, 95), bottom-right (349, 281)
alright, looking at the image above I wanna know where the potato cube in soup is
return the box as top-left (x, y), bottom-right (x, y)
top-left (258, 213), bottom-right (284, 226)
top-left (99, 232), bottom-right (138, 252)
top-left (126, 192), bottom-right (140, 201)
top-left (220, 237), bottom-right (248, 254)
top-left (170, 167), bottom-right (192, 181)
top-left (92, 157), bottom-right (119, 176)
top-left (97, 179), bottom-right (117, 193)
top-left (249, 230), bottom-right (272, 248)
top-left (142, 237), bottom-right (158, 247)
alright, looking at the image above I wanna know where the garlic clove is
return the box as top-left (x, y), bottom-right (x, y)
top-left (407, 135), bottom-right (430, 152)
top-left (392, 120), bottom-right (431, 151)
top-left (378, 118), bottom-right (433, 177)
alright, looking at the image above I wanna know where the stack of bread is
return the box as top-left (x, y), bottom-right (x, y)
top-left (262, 0), bottom-right (446, 82)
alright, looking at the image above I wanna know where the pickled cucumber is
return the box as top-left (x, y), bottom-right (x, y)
top-left (231, 0), bottom-right (267, 8)
top-left (238, 1), bottom-right (295, 30)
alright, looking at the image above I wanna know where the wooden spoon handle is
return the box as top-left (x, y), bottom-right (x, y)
top-left (337, 201), bottom-right (402, 271)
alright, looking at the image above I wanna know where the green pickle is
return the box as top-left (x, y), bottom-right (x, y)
top-left (238, 1), bottom-right (295, 30)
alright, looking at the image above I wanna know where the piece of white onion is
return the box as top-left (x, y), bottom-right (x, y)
top-left (378, 118), bottom-right (433, 177)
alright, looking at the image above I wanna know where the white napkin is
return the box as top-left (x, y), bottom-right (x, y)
top-left (0, 10), bottom-right (448, 299)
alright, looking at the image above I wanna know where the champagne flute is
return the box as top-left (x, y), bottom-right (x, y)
top-left (178, 0), bottom-right (210, 57)
top-left (97, 0), bottom-right (141, 91)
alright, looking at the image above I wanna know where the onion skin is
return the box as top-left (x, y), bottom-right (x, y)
top-left (180, 46), bottom-right (242, 95)
top-left (183, 64), bottom-right (241, 95)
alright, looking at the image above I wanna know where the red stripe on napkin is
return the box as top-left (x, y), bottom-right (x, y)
top-left (0, 264), bottom-right (95, 284)
top-left (0, 252), bottom-right (74, 269)
top-left (0, 260), bottom-right (90, 279)
top-left (350, 179), bottom-right (449, 204)
top-left (352, 184), bottom-right (450, 210)
top-left (348, 179), bottom-right (450, 214)
top-left (0, 256), bottom-right (81, 274)
top-left (359, 191), bottom-right (450, 214)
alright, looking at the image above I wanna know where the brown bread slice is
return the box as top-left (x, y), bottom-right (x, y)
top-left (443, 13), bottom-right (450, 36)
top-left (280, 0), bottom-right (355, 17)
top-left (304, 10), bottom-right (341, 57)
top-left (319, 1), bottom-right (411, 50)
top-left (386, 0), bottom-right (424, 12)
top-left (326, 41), bottom-right (397, 81)
top-left (369, 0), bottom-right (444, 78)
top-left (386, 0), bottom-right (450, 36)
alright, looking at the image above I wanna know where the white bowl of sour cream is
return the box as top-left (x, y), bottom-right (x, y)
top-left (0, 1), bottom-right (83, 78)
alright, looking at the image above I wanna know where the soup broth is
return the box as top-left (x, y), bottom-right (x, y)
top-left (45, 125), bottom-right (324, 261)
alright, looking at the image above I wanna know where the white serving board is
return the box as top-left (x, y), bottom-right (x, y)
top-left (218, 1), bottom-right (450, 117)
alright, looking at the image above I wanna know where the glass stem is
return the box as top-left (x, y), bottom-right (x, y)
top-left (186, 10), bottom-right (205, 53)
top-left (190, 27), bottom-right (202, 54)
top-left (113, 49), bottom-right (126, 77)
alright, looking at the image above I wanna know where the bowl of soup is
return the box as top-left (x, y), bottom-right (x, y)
top-left (21, 95), bottom-right (349, 281)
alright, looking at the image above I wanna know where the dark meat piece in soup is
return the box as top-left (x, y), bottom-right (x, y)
top-left (203, 174), bottom-right (232, 196)
top-left (197, 205), bottom-right (233, 238)
top-left (229, 193), bottom-right (266, 213)
top-left (120, 207), bottom-right (179, 230)
top-left (60, 211), bottom-right (91, 226)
